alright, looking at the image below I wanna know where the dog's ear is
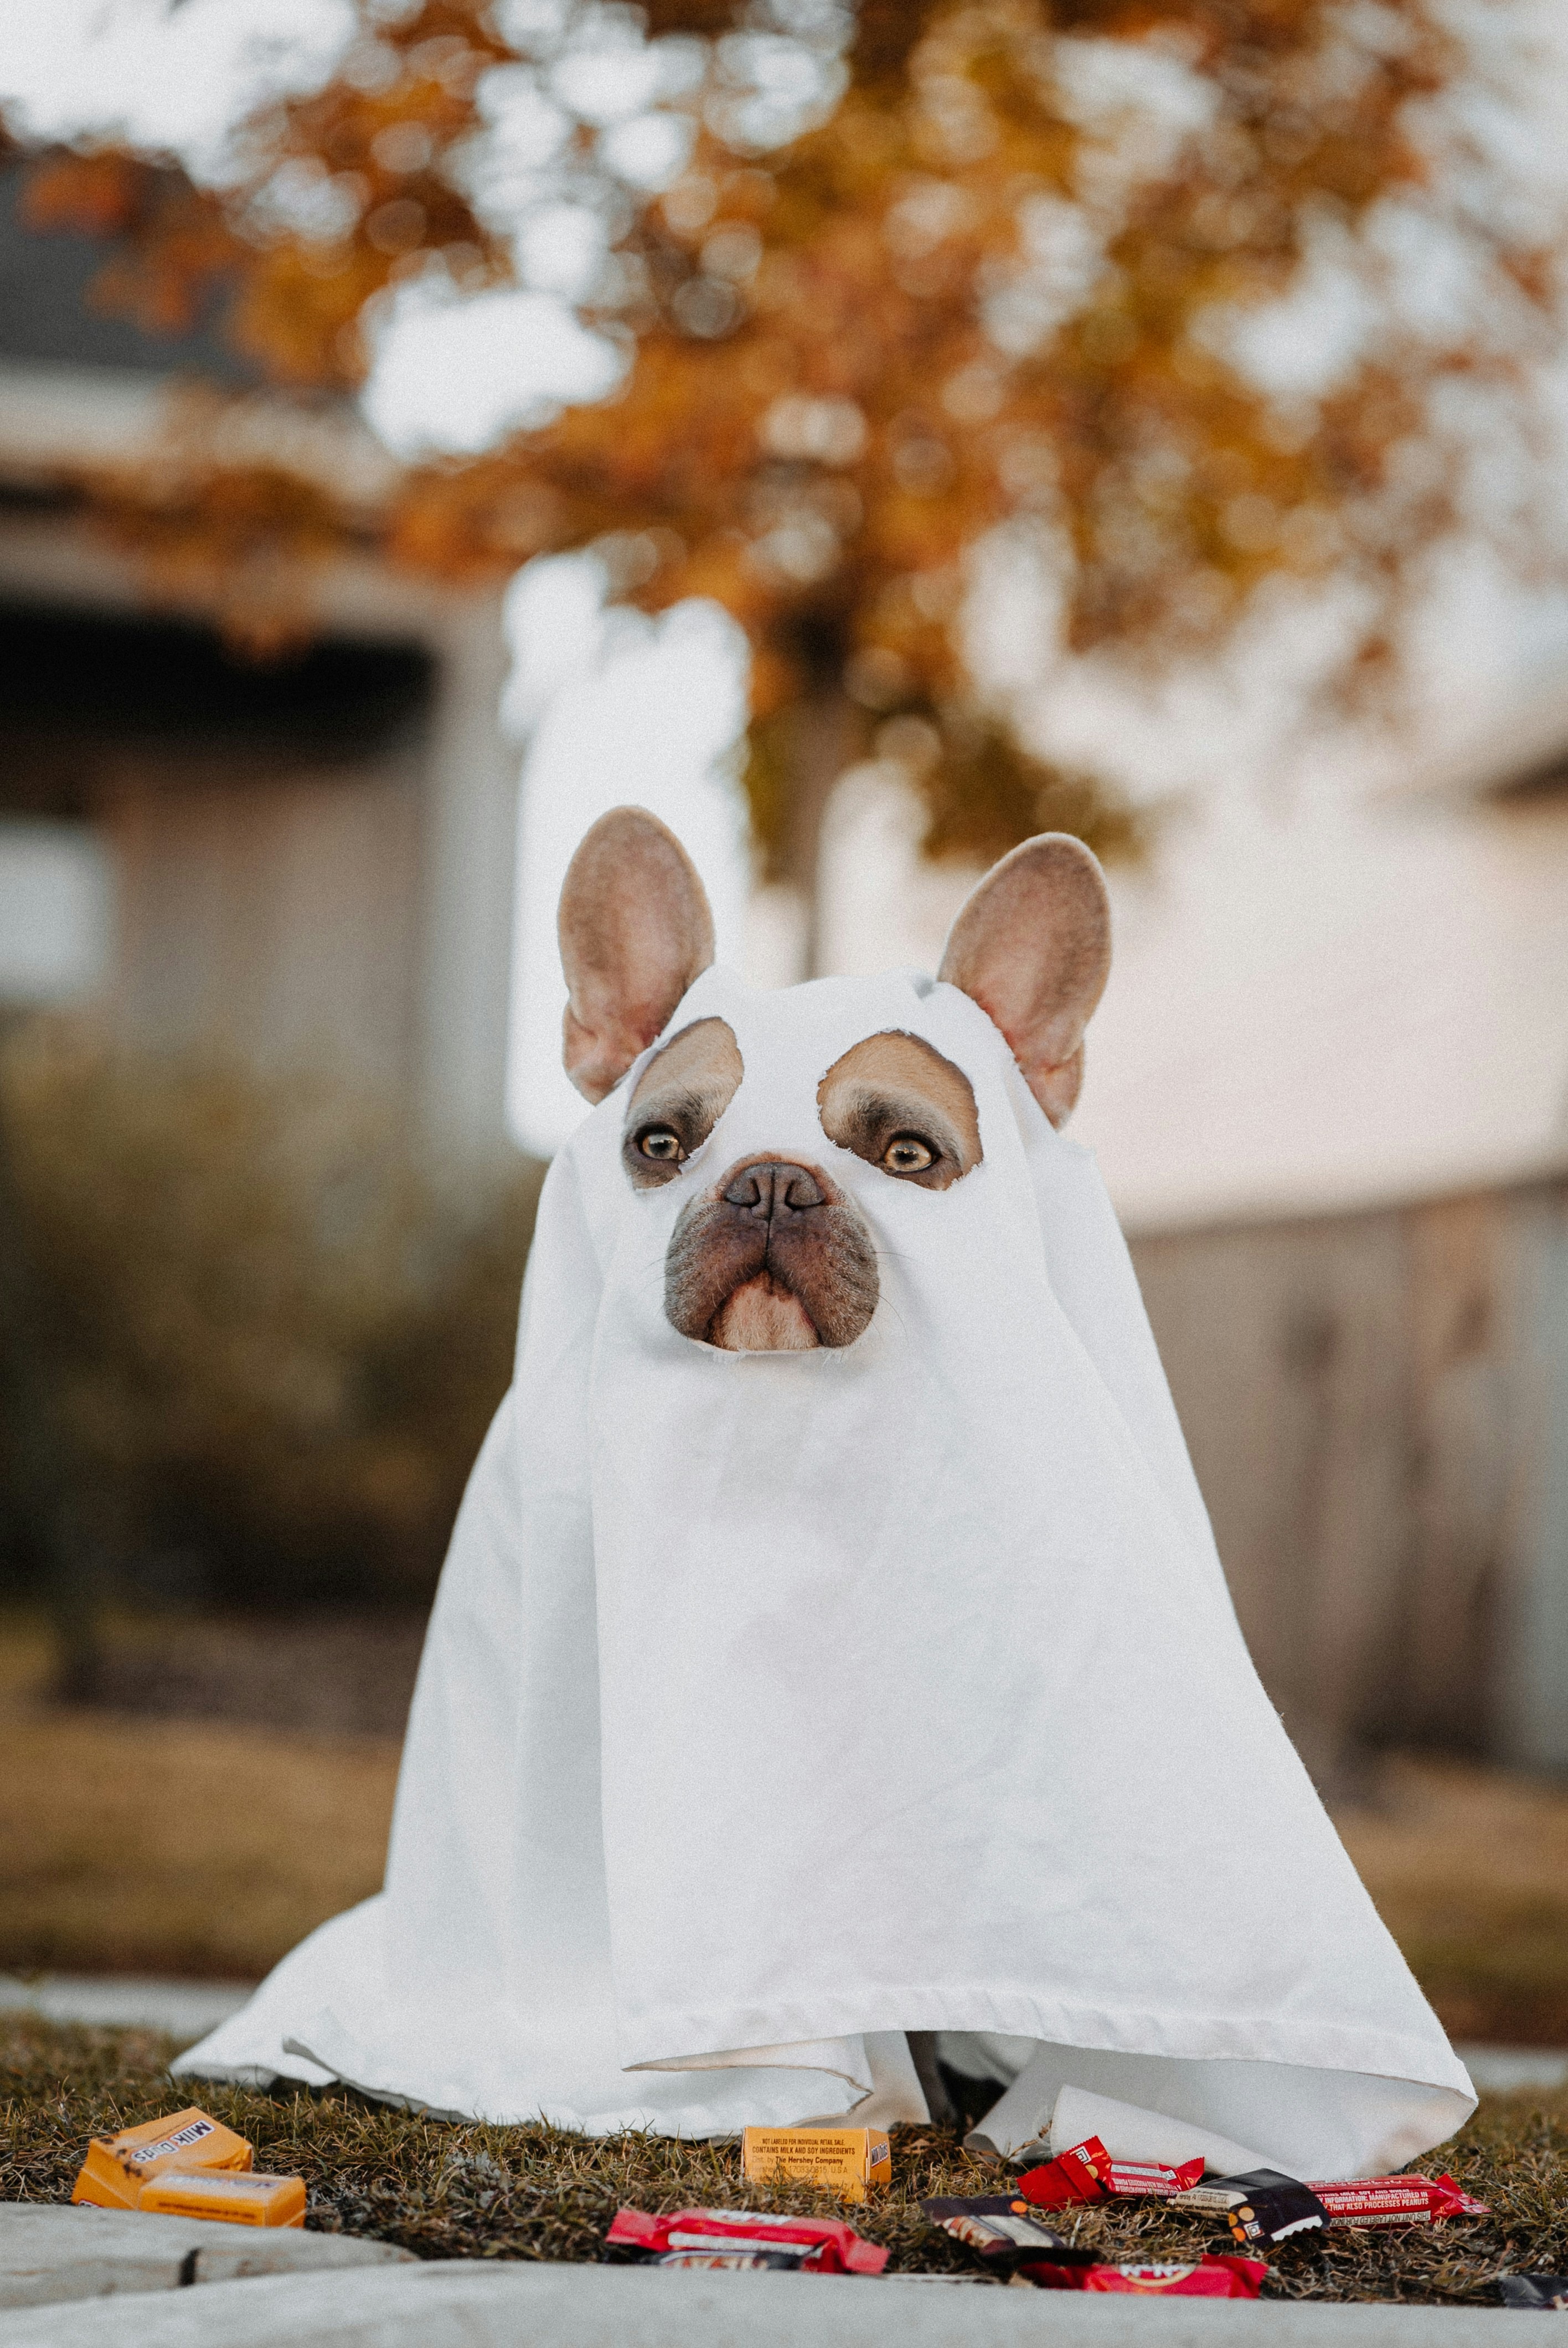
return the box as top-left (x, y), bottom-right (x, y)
top-left (558, 806), bottom-right (716, 1103)
top-left (938, 833), bottom-right (1111, 1127)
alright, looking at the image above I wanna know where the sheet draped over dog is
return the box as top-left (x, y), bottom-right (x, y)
top-left (178, 965), bottom-right (1473, 2177)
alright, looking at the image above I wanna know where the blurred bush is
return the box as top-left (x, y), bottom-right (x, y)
top-left (0, 1017), bottom-right (543, 1611)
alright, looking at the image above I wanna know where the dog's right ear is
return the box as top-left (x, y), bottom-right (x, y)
top-left (938, 832), bottom-right (1111, 1127)
top-left (558, 806), bottom-right (716, 1103)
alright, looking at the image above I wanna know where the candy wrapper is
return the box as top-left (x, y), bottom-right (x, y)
top-left (1015, 2137), bottom-right (1112, 2210)
top-left (1430, 2174), bottom-right (1492, 2219)
top-left (606, 2207), bottom-right (887, 2275)
top-left (1497, 2274), bottom-right (1568, 2309)
top-left (1020, 2255), bottom-right (1270, 2298)
top-left (921, 2196), bottom-right (1094, 2268)
top-left (650, 2251), bottom-right (812, 2270)
top-left (1170, 2167), bottom-right (1327, 2246)
top-left (1016, 2136), bottom-right (1204, 2210)
top-left (1307, 2173), bottom-right (1492, 2228)
top-left (72, 2108), bottom-right (253, 2212)
top-left (136, 2170), bottom-right (306, 2228)
top-left (1105, 2153), bottom-right (1207, 2198)
top-left (740, 2126), bottom-right (890, 2201)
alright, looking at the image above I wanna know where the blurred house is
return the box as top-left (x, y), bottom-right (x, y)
top-left (0, 160), bottom-right (519, 1172)
top-left (1071, 694), bottom-right (1568, 1780)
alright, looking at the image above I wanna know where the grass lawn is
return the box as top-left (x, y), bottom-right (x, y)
top-left (2, 2014), bottom-right (1565, 2303)
top-left (1334, 1754), bottom-right (1568, 2050)
top-left (0, 1705), bottom-right (399, 1980)
top-left (0, 1616), bottom-right (398, 1978)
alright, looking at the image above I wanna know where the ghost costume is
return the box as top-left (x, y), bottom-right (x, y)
top-left (178, 965), bottom-right (1474, 2177)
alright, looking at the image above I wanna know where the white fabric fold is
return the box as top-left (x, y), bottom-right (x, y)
top-left (1049, 2084), bottom-right (1268, 2173)
top-left (177, 965), bottom-right (1474, 2175)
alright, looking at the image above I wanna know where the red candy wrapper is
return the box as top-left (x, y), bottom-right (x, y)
top-left (1432, 2172), bottom-right (1492, 2219)
top-left (1021, 2255), bottom-right (1270, 2298)
top-left (606, 2206), bottom-right (888, 2275)
top-left (1305, 2172), bottom-right (1491, 2227)
top-left (1106, 2154), bottom-right (1206, 2198)
top-left (651, 2251), bottom-right (808, 2270)
top-left (1016, 2136), bottom-right (1112, 2209)
top-left (1017, 2137), bottom-right (1204, 2210)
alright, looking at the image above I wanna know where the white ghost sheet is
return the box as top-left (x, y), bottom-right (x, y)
top-left (177, 963), bottom-right (1474, 2177)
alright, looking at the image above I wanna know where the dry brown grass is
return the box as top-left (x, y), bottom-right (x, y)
top-left (1, 2014), bottom-right (1564, 2304)
top-left (0, 1622), bottom-right (396, 1977)
top-left (1337, 1755), bottom-right (1568, 2047)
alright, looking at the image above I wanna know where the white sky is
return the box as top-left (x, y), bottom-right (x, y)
top-left (0, 0), bottom-right (355, 167)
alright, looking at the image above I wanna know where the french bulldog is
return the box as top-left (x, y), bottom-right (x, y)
top-left (556, 802), bottom-right (1112, 1357)
top-left (174, 799), bottom-right (1473, 2177)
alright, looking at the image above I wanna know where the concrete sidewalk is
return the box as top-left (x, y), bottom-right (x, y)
top-left (0, 2260), bottom-right (1531, 2348)
top-left (0, 1975), bottom-right (249, 2042)
top-left (0, 2206), bottom-right (412, 2311)
top-left (2, 1975), bottom-right (1565, 2094)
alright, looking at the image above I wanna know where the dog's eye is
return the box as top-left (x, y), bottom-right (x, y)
top-left (881, 1132), bottom-right (936, 1175)
top-left (636, 1124), bottom-right (685, 1164)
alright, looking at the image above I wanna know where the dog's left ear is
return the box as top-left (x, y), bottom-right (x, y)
top-left (559, 806), bottom-right (715, 1103)
top-left (938, 833), bottom-right (1111, 1127)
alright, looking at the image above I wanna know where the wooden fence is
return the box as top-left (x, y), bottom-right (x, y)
top-left (1129, 1177), bottom-right (1568, 1781)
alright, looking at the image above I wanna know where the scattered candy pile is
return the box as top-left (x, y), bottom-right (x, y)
top-left (605, 2123), bottom-right (1500, 2298)
top-left (63, 2104), bottom-right (1525, 2301)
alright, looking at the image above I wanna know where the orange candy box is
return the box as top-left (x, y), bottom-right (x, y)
top-left (73, 2108), bottom-right (254, 2212)
top-left (71, 2105), bottom-right (306, 2227)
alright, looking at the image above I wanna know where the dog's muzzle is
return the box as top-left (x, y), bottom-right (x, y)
top-left (664, 1156), bottom-right (879, 1351)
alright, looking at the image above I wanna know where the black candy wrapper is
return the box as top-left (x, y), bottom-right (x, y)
top-left (1170, 2168), bottom-right (1328, 2246)
top-left (1497, 2275), bottom-right (1568, 2310)
top-left (921, 2196), bottom-right (1094, 2265)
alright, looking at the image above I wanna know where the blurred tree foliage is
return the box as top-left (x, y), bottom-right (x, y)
top-left (0, 1021), bottom-right (542, 1613)
top-left (19, 0), bottom-right (1562, 919)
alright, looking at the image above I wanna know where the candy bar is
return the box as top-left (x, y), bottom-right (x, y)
top-left (136, 2170), bottom-right (306, 2227)
top-left (740, 2126), bottom-right (890, 2201)
top-left (1017, 2138), bottom-right (1205, 2207)
top-left (1105, 2155), bottom-right (1205, 2196)
top-left (1015, 2136), bottom-right (1113, 2209)
top-left (1020, 2255), bottom-right (1270, 2298)
top-left (1170, 2167), bottom-right (1327, 2245)
top-left (1306, 2178), bottom-right (1434, 2226)
top-left (606, 2207), bottom-right (888, 2275)
top-left (72, 2108), bottom-right (253, 2212)
top-left (921, 2196), bottom-right (1094, 2264)
top-left (652, 2251), bottom-right (812, 2270)
top-left (1305, 2172), bottom-right (1491, 2227)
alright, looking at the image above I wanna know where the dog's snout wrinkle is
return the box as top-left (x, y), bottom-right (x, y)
top-left (664, 1151), bottom-right (879, 1351)
top-left (722, 1160), bottom-right (824, 1219)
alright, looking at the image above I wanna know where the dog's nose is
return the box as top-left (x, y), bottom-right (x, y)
top-left (723, 1161), bottom-right (824, 1219)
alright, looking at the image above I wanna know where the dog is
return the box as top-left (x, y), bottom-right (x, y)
top-left (176, 800), bottom-right (1473, 2179)
top-left (557, 802), bottom-right (1111, 1357)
